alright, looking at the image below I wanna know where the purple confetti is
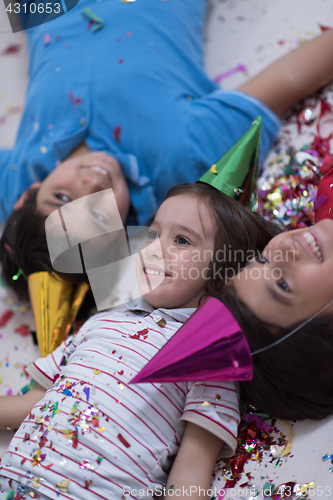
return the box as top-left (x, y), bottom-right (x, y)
top-left (243, 413), bottom-right (272, 433)
top-left (214, 64), bottom-right (248, 83)
top-left (83, 386), bottom-right (90, 402)
top-left (314, 194), bottom-right (328, 211)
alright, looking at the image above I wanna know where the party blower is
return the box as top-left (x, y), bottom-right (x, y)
top-left (130, 297), bottom-right (253, 384)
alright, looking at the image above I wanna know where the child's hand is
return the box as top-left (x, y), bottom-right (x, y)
top-left (238, 29), bottom-right (333, 117)
top-left (0, 383), bottom-right (46, 431)
top-left (165, 422), bottom-right (223, 500)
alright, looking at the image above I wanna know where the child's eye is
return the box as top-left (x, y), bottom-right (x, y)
top-left (91, 211), bottom-right (107, 223)
top-left (148, 230), bottom-right (159, 240)
top-left (256, 254), bottom-right (268, 265)
top-left (55, 193), bottom-right (71, 203)
top-left (175, 235), bottom-right (190, 245)
top-left (277, 277), bottom-right (290, 293)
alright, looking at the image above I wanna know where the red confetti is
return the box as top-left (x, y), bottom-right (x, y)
top-left (4, 243), bottom-right (13, 254)
top-left (23, 433), bottom-right (30, 442)
top-left (20, 458), bottom-right (27, 465)
top-left (68, 90), bottom-right (82, 108)
top-left (1, 44), bottom-right (21, 55)
top-left (319, 24), bottom-right (332, 32)
top-left (117, 433), bottom-right (131, 448)
top-left (118, 58), bottom-right (124, 63)
top-left (112, 349), bottom-right (116, 354)
top-left (14, 324), bottom-right (31, 336)
top-left (86, 19), bottom-right (96, 30)
top-left (39, 436), bottom-right (48, 448)
top-left (0, 310), bottom-right (13, 326)
top-left (112, 125), bottom-right (122, 143)
top-left (118, 370), bottom-right (124, 375)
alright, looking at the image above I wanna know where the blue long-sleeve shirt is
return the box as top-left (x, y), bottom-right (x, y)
top-left (0, 0), bottom-right (280, 224)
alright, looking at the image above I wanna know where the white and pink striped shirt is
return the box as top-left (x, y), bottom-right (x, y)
top-left (0, 300), bottom-right (240, 500)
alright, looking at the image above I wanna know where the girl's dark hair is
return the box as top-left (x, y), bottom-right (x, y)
top-left (166, 183), bottom-right (281, 291)
top-left (217, 288), bottom-right (333, 421)
top-left (0, 188), bottom-right (90, 299)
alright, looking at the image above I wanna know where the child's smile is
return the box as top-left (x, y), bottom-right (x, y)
top-left (136, 194), bottom-right (215, 309)
top-left (232, 218), bottom-right (333, 327)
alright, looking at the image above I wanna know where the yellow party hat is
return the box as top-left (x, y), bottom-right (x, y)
top-left (28, 272), bottom-right (89, 357)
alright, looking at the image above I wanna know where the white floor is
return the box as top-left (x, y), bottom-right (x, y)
top-left (1, 0), bottom-right (333, 497)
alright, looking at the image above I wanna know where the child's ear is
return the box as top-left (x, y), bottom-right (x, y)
top-left (14, 182), bottom-right (41, 210)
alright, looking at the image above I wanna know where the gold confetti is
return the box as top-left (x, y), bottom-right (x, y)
top-left (31, 477), bottom-right (42, 488)
top-left (57, 479), bottom-right (70, 493)
top-left (93, 369), bottom-right (101, 375)
top-left (215, 394), bottom-right (221, 401)
top-left (210, 164), bottom-right (217, 174)
top-left (99, 427), bottom-right (106, 432)
top-left (40, 146), bottom-right (48, 154)
top-left (59, 429), bottom-right (75, 438)
top-left (201, 401), bottom-right (211, 407)
top-left (156, 318), bottom-right (166, 327)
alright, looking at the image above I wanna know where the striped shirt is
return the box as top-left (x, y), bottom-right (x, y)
top-left (0, 300), bottom-right (240, 500)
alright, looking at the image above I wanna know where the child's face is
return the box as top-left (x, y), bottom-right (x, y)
top-left (232, 219), bottom-right (333, 327)
top-left (35, 151), bottom-right (130, 223)
top-left (136, 194), bottom-right (215, 309)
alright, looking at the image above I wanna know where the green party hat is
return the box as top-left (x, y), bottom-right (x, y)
top-left (198, 116), bottom-right (262, 210)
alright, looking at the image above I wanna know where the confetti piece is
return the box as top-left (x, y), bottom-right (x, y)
top-left (44, 33), bottom-right (51, 45)
top-left (93, 369), bottom-right (101, 375)
top-left (14, 324), bottom-right (31, 336)
top-left (68, 90), bottom-right (82, 108)
top-left (40, 146), bottom-right (48, 154)
top-left (112, 124), bottom-right (122, 143)
top-left (156, 317), bottom-right (166, 327)
top-left (51, 401), bottom-right (59, 418)
top-left (81, 7), bottom-right (104, 32)
top-left (31, 477), bottom-right (42, 488)
top-left (1, 44), bottom-right (21, 55)
top-left (83, 386), bottom-right (90, 402)
top-left (201, 401), bottom-right (211, 406)
top-left (319, 24), bottom-right (332, 32)
top-left (4, 243), bottom-right (13, 254)
top-left (214, 64), bottom-right (248, 83)
top-left (314, 194), bottom-right (328, 211)
top-left (0, 310), bottom-right (13, 326)
top-left (210, 164), bottom-right (217, 174)
top-left (57, 479), bottom-right (70, 493)
top-left (117, 433), bottom-right (131, 448)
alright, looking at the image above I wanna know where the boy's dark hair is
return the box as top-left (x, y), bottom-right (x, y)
top-left (217, 288), bottom-right (333, 421)
top-left (0, 188), bottom-right (89, 299)
top-left (166, 183), bottom-right (281, 290)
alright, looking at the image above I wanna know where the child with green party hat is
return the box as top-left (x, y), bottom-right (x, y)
top-left (0, 121), bottom-right (280, 499)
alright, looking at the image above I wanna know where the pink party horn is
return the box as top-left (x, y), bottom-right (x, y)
top-left (130, 297), bottom-right (253, 384)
